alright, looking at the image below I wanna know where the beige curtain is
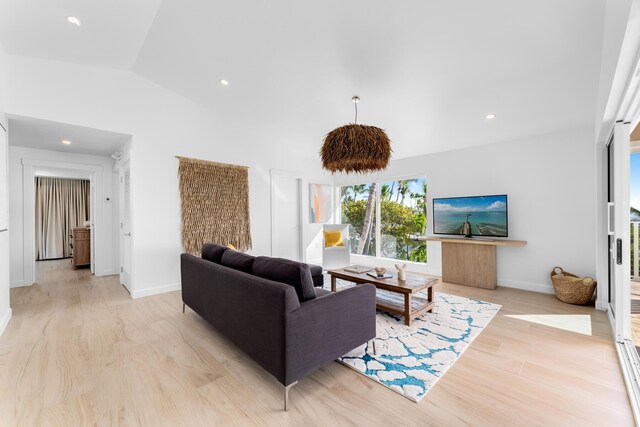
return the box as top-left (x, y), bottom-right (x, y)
top-left (35, 177), bottom-right (90, 260)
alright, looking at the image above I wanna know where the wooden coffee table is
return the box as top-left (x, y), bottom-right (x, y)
top-left (328, 268), bottom-right (438, 326)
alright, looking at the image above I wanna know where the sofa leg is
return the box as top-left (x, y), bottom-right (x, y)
top-left (284, 381), bottom-right (298, 411)
top-left (182, 303), bottom-right (185, 314)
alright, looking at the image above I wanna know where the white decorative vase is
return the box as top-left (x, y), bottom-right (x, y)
top-left (395, 263), bottom-right (407, 281)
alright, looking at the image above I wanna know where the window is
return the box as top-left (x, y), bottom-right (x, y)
top-left (380, 178), bottom-right (427, 262)
top-left (340, 184), bottom-right (377, 256)
top-left (340, 177), bottom-right (427, 263)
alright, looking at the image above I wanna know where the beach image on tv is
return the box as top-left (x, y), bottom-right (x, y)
top-left (433, 195), bottom-right (507, 237)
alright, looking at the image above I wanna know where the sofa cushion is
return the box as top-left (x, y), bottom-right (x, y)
top-left (314, 287), bottom-right (331, 298)
top-left (252, 257), bottom-right (316, 302)
top-left (202, 243), bottom-right (228, 264)
top-left (220, 250), bottom-right (255, 273)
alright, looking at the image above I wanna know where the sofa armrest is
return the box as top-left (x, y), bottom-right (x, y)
top-left (181, 253), bottom-right (301, 386)
top-left (284, 284), bottom-right (376, 384)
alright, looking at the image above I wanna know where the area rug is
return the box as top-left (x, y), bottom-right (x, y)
top-left (337, 287), bottom-right (501, 402)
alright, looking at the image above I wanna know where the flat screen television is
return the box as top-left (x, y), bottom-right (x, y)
top-left (433, 194), bottom-right (508, 238)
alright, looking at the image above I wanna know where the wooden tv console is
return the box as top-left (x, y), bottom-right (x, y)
top-left (418, 237), bottom-right (527, 289)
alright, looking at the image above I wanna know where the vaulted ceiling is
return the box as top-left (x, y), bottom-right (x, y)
top-left (0, 0), bottom-right (161, 69)
top-left (0, 0), bottom-right (612, 159)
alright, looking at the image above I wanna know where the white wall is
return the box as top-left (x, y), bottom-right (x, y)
top-left (0, 42), bottom-right (11, 336)
top-left (336, 127), bottom-right (596, 294)
top-left (8, 147), bottom-right (117, 287)
top-left (5, 53), bottom-right (596, 298)
top-left (6, 55), bottom-right (331, 298)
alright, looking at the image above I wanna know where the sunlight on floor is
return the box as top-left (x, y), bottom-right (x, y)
top-left (505, 314), bottom-right (593, 336)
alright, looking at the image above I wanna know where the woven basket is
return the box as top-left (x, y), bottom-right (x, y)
top-left (550, 267), bottom-right (596, 305)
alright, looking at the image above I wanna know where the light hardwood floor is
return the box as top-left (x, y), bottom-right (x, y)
top-left (0, 260), bottom-right (633, 426)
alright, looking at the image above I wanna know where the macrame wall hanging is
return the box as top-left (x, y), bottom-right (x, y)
top-left (177, 156), bottom-right (252, 255)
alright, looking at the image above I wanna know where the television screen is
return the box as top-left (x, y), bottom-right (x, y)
top-left (433, 195), bottom-right (508, 237)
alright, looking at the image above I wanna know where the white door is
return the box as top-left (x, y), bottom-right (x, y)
top-left (609, 121), bottom-right (631, 341)
top-left (119, 162), bottom-right (132, 292)
top-left (271, 174), bottom-right (302, 261)
top-left (89, 178), bottom-right (95, 275)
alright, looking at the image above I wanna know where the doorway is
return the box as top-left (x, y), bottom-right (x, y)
top-left (7, 115), bottom-right (131, 294)
top-left (34, 173), bottom-right (93, 279)
top-left (20, 161), bottom-right (103, 286)
top-left (270, 170), bottom-right (303, 261)
top-left (628, 124), bottom-right (640, 347)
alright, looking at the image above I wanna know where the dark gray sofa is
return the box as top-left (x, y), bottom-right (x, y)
top-left (180, 246), bottom-right (376, 410)
top-left (310, 264), bottom-right (324, 288)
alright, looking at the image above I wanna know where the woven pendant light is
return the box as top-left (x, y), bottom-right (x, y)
top-left (321, 96), bottom-right (391, 174)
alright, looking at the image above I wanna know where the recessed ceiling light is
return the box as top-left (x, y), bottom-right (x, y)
top-left (61, 140), bottom-right (71, 145)
top-left (66, 16), bottom-right (81, 26)
top-left (219, 79), bottom-right (229, 86)
top-left (486, 113), bottom-right (496, 120)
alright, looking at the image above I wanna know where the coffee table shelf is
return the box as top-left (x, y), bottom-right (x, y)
top-left (328, 269), bottom-right (438, 326)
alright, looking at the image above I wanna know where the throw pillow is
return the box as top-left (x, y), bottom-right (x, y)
top-left (323, 230), bottom-right (344, 248)
top-left (252, 257), bottom-right (316, 302)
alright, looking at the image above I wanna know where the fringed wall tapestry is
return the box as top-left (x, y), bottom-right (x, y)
top-left (177, 156), bottom-right (252, 255)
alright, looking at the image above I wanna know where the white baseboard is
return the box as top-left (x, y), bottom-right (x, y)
top-left (0, 308), bottom-right (12, 337)
top-left (131, 282), bottom-right (181, 299)
top-left (595, 300), bottom-right (609, 311)
top-left (96, 269), bottom-right (118, 277)
top-left (10, 280), bottom-right (28, 288)
top-left (497, 279), bottom-right (555, 294)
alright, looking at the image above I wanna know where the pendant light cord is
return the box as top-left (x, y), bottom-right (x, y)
top-left (351, 95), bottom-right (360, 124)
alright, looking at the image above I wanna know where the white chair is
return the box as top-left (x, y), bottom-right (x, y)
top-left (322, 224), bottom-right (351, 270)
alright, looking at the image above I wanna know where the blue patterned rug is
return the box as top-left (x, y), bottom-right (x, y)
top-left (335, 284), bottom-right (501, 402)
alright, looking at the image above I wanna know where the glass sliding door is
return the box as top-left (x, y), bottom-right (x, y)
top-left (609, 122), bottom-right (632, 340)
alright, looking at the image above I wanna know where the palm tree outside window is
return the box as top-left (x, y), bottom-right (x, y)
top-left (339, 177), bottom-right (427, 262)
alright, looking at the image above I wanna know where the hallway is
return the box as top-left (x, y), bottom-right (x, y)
top-left (19, 259), bottom-right (126, 309)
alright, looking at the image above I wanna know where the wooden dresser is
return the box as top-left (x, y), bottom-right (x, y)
top-left (72, 227), bottom-right (91, 268)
